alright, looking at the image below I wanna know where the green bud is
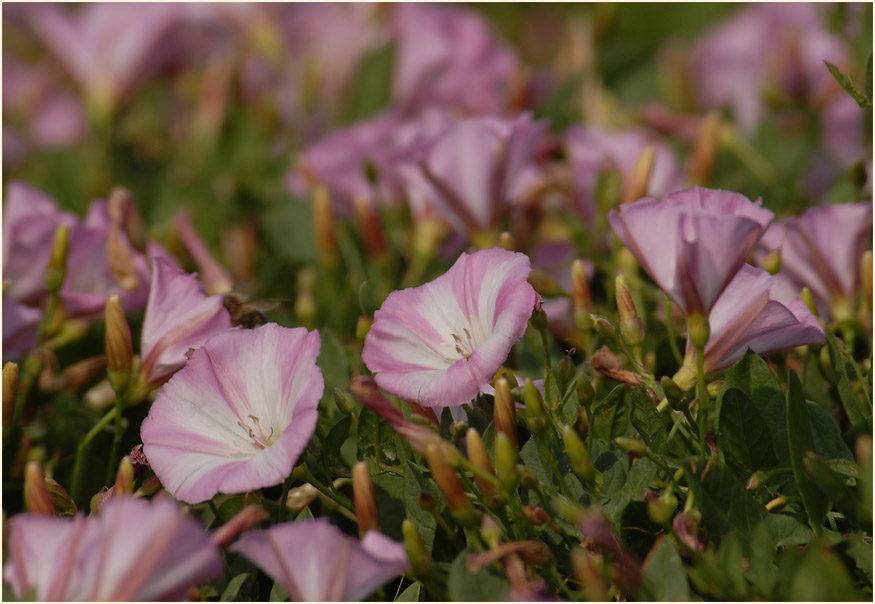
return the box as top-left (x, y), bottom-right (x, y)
top-left (590, 314), bottom-right (616, 339)
top-left (402, 519), bottom-right (433, 578)
top-left (614, 436), bottom-right (651, 458)
top-left (563, 426), bottom-right (594, 484)
top-left (615, 275), bottom-right (644, 348)
top-left (333, 388), bottom-right (357, 415)
top-left (24, 462), bottom-right (53, 515)
top-left (495, 432), bottom-right (519, 490)
top-left (517, 464), bottom-right (538, 490)
top-left (291, 462), bottom-right (308, 482)
top-left (761, 248), bottom-right (781, 275)
top-left (450, 419), bottom-right (469, 444)
top-left (481, 515), bottom-right (502, 549)
top-left (493, 378), bottom-right (518, 450)
top-left (44, 477), bottom-right (77, 516)
top-left (355, 315), bottom-right (373, 341)
top-left (801, 287), bottom-right (819, 316)
top-left (575, 374), bottom-right (595, 411)
top-left (523, 379), bottom-right (547, 436)
top-left (647, 491), bottom-right (677, 526)
top-left (45, 224), bottom-right (69, 293)
top-left (660, 376), bottom-right (689, 411)
top-left (686, 312), bottom-right (710, 350)
top-left (746, 470), bottom-right (768, 491)
top-left (529, 306), bottom-right (549, 332)
top-left (557, 355), bottom-right (576, 395)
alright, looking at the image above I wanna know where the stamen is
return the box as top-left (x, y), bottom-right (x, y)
top-left (237, 414), bottom-right (276, 450)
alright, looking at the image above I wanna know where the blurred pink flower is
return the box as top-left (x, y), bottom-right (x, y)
top-left (608, 187), bottom-right (774, 316)
top-left (757, 202), bottom-right (873, 319)
top-left (3, 496), bottom-right (222, 601)
top-left (2, 298), bottom-right (42, 360)
top-left (362, 247), bottom-right (538, 407)
top-left (566, 125), bottom-right (684, 225)
top-left (673, 265), bottom-right (824, 386)
top-left (230, 518), bottom-right (408, 602)
top-left (141, 324), bottom-right (323, 504)
top-left (138, 257), bottom-right (232, 386)
top-left (391, 3), bottom-right (518, 114)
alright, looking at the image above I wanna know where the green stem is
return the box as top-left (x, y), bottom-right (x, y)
top-left (278, 473), bottom-right (294, 522)
top-left (305, 472), bottom-right (355, 513)
top-left (106, 391), bottom-right (127, 484)
top-left (71, 407), bottom-right (118, 503)
top-left (696, 343), bottom-right (709, 458)
top-left (664, 297), bottom-right (684, 365)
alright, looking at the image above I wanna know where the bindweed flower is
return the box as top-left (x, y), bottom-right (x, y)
top-left (140, 324), bottom-right (323, 504)
top-left (230, 518), bottom-right (409, 602)
top-left (756, 202), bottom-right (873, 321)
top-left (138, 257), bottom-right (232, 386)
top-left (672, 265), bottom-right (824, 389)
top-left (362, 247), bottom-right (538, 407)
top-left (2, 297), bottom-right (42, 360)
top-left (608, 187), bottom-right (774, 317)
top-left (3, 496), bottom-right (222, 601)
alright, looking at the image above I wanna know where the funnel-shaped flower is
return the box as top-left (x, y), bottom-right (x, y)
top-left (3, 496), bottom-right (222, 601)
top-left (756, 202), bottom-right (872, 319)
top-left (673, 265), bottom-right (824, 387)
top-left (230, 518), bottom-right (408, 602)
top-left (608, 187), bottom-right (774, 316)
top-left (141, 324), bottom-right (323, 504)
top-left (363, 247), bottom-right (538, 407)
top-left (139, 257), bottom-right (232, 385)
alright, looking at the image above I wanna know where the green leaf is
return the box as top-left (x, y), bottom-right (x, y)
top-left (717, 388), bottom-right (779, 476)
top-left (642, 537), bottom-right (692, 601)
top-left (323, 416), bottom-right (351, 467)
top-left (401, 460), bottom-right (440, 551)
top-left (396, 583), bottom-right (422, 602)
top-left (370, 463), bottom-right (407, 542)
top-left (447, 549), bottom-right (510, 601)
top-left (602, 456), bottom-right (657, 521)
top-left (630, 387), bottom-right (669, 455)
top-left (591, 385), bottom-right (630, 446)
top-left (825, 331), bottom-right (869, 425)
top-left (269, 582), bottom-right (289, 602)
top-left (808, 403), bottom-right (855, 462)
top-left (765, 513), bottom-right (812, 548)
top-left (318, 330), bottom-right (350, 410)
top-left (683, 460), bottom-right (768, 546)
top-left (219, 573), bottom-right (250, 601)
top-left (341, 45), bottom-right (394, 122)
top-left (786, 372), bottom-right (828, 534)
top-left (802, 452), bottom-right (859, 525)
top-left (717, 534), bottom-right (749, 598)
top-left (747, 521), bottom-right (779, 598)
top-left (824, 60), bottom-right (873, 108)
top-left (777, 538), bottom-right (864, 601)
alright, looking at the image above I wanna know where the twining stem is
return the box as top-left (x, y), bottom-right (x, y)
top-left (72, 407), bottom-right (118, 503)
top-left (696, 343), bottom-right (708, 458)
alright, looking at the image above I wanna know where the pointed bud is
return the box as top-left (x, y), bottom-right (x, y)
top-left (571, 260), bottom-right (592, 316)
top-left (563, 425), bottom-right (595, 484)
top-left (352, 461), bottom-right (380, 535)
top-left (495, 432), bottom-right (519, 490)
top-left (493, 378), bottom-right (518, 450)
top-left (44, 477), bottom-right (77, 516)
top-left (575, 373), bottom-right (595, 412)
top-left (425, 444), bottom-right (476, 525)
top-left (690, 112), bottom-right (720, 185)
top-left (685, 312), bottom-right (710, 350)
top-left (466, 428), bottom-right (498, 503)
top-left (706, 380), bottom-right (723, 399)
top-left (660, 376), bottom-right (690, 411)
top-left (211, 504), bottom-right (269, 547)
top-left (498, 231), bottom-right (516, 252)
top-left (590, 314), bottom-right (616, 339)
top-left (746, 470), bottom-right (768, 491)
top-left (595, 167), bottom-right (623, 211)
top-left (614, 436), bottom-right (650, 458)
top-left (3, 362), bottom-right (19, 429)
top-left (523, 379), bottom-right (547, 436)
top-left (861, 251), bottom-right (872, 311)
top-left (529, 306), bottom-right (549, 332)
top-left (133, 475), bottom-right (163, 497)
top-left (104, 295), bottom-right (132, 390)
top-left (334, 388), bottom-right (357, 415)
top-left (355, 314), bottom-right (373, 341)
top-left (765, 495), bottom-right (787, 511)
top-left (761, 247), bottom-right (782, 276)
top-left (572, 548), bottom-right (608, 603)
top-left (293, 291), bottom-right (317, 327)
top-left (646, 489), bottom-right (677, 525)
top-left (517, 465), bottom-right (538, 490)
top-left (557, 355), bottom-right (576, 395)
top-left (313, 186), bottom-right (339, 269)
top-left (108, 187), bottom-right (147, 252)
top-left (353, 196), bottom-right (389, 258)
top-left (25, 462), bottom-right (53, 515)
top-left (450, 420), bottom-right (469, 444)
top-left (114, 456), bottom-right (134, 496)
top-left (286, 483), bottom-right (318, 512)
top-left (801, 287), bottom-right (819, 316)
top-left (107, 224), bottom-right (141, 292)
top-left (621, 145), bottom-right (656, 204)
top-left (480, 514), bottom-right (502, 549)
top-left (402, 519), bottom-right (433, 578)
top-left (45, 224), bottom-right (69, 292)
top-left (615, 275), bottom-right (644, 348)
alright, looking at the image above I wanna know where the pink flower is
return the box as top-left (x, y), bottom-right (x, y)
top-left (362, 248), bottom-right (538, 407)
top-left (141, 324), bottom-right (323, 504)
top-left (608, 187), bottom-right (774, 316)
top-left (230, 518), bottom-right (409, 602)
top-left (2, 298), bottom-right (42, 360)
top-left (673, 265), bottom-right (824, 387)
top-left (757, 202), bottom-right (873, 319)
top-left (138, 257), bottom-right (233, 386)
top-left (2, 496), bottom-right (222, 601)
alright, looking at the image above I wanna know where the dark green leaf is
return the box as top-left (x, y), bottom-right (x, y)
top-left (396, 583), bottom-right (421, 602)
top-left (778, 538), bottom-right (865, 601)
top-left (323, 416), bottom-right (351, 466)
top-left (269, 582), bottom-right (289, 602)
top-left (219, 573), bottom-right (250, 601)
top-left (787, 372), bottom-right (828, 533)
top-left (318, 330), bottom-right (350, 410)
top-left (642, 537), bottom-right (692, 601)
top-left (591, 385), bottom-right (630, 446)
top-left (747, 522), bottom-right (779, 598)
top-left (602, 457), bottom-right (657, 521)
top-left (803, 452), bottom-right (859, 525)
top-left (717, 388), bottom-right (779, 476)
top-left (401, 460), bottom-right (440, 551)
top-left (765, 513), bottom-right (813, 548)
top-left (630, 387), bottom-right (669, 455)
top-left (447, 549), bottom-right (510, 601)
top-left (824, 60), bottom-right (873, 108)
top-left (826, 331), bottom-right (869, 425)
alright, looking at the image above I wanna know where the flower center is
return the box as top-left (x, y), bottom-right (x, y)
top-left (451, 327), bottom-right (476, 360)
top-left (237, 414), bottom-right (276, 450)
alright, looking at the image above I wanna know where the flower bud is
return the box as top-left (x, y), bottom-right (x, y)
top-left (523, 505), bottom-right (549, 526)
top-left (590, 314), bottom-right (616, 339)
top-left (493, 378), bottom-right (518, 450)
top-left (498, 231), bottom-right (516, 252)
top-left (355, 314), bottom-right (372, 341)
top-left (685, 312), bottom-right (710, 350)
top-left (293, 291), bottom-right (317, 327)
top-left (706, 380), bottom-right (723, 399)
top-left (690, 112), bottom-right (720, 185)
top-left (528, 270), bottom-right (565, 298)
top-left (523, 379), bottom-right (547, 436)
top-left (745, 469), bottom-right (768, 491)
top-left (800, 287), bottom-right (818, 316)
top-left (614, 436), bottom-right (650, 458)
top-left (211, 504), bottom-right (269, 547)
top-left (44, 477), bottom-right (77, 516)
top-left (286, 483), bottom-right (319, 512)
top-left (3, 362), bottom-right (19, 429)
top-left (615, 275), bottom-right (644, 348)
top-left (529, 306), bottom-right (549, 332)
top-left (595, 167), bottom-right (623, 211)
top-left (313, 186), bottom-right (339, 269)
top-left (418, 491), bottom-right (437, 513)
top-left (45, 224), bottom-right (69, 293)
top-left (621, 145), bottom-right (656, 204)
top-left (761, 247), bottom-right (782, 275)
top-left (673, 511), bottom-right (704, 551)
top-left (104, 295), bottom-right (132, 390)
top-left (352, 461), bottom-right (380, 536)
top-left (402, 519), bottom-right (433, 578)
top-left (646, 489), bottom-right (677, 526)
top-left (765, 495), bottom-right (787, 511)
top-left (25, 461), bottom-right (53, 515)
top-left (557, 354), bottom-right (576, 395)
top-left (173, 212), bottom-right (233, 296)
top-left (575, 373), bottom-right (595, 411)
top-left (862, 251), bottom-right (872, 311)
top-left (451, 420), bottom-right (469, 444)
top-left (333, 388), bottom-right (357, 415)
top-left (495, 432), bottom-right (519, 490)
top-left (353, 195), bottom-right (389, 258)
top-left (571, 260), bottom-right (592, 314)
top-left (660, 376), bottom-right (690, 411)
top-left (465, 428), bottom-right (498, 502)
top-left (107, 224), bottom-right (141, 292)
top-left (425, 444), bottom-right (476, 526)
top-left (134, 475), bottom-right (163, 497)
top-left (480, 514), bottom-right (502, 549)
top-left (563, 426), bottom-right (594, 484)
top-left (113, 456), bottom-right (134, 496)
top-left (517, 465), bottom-right (537, 490)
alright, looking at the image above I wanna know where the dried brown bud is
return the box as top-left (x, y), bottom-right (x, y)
top-left (425, 444), bottom-right (476, 525)
top-left (25, 461), bottom-right (54, 515)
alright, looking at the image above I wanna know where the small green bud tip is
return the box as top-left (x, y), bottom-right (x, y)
top-left (616, 275), bottom-right (645, 347)
top-left (614, 436), bottom-right (650, 458)
top-left (517, 465), bottom-right (537, 490)
top-left (557, 355), bottom-right (576, 393)
top-left (686, 312), bottom-right (710, 350)
top-left (647, 492), bottom-right (677, 525)
top-left (590, 314), bottom-right (616, 338)
top-left (563, 426), bottom-right (594, 483)
top-left (402, 520), bottom-right (433, 577)
top-left (333, 388), bottom-right (357, 415)
top-left (355, 315), bottom-right (373, 341)
top-left (575, 374), bottom-right (595, 409)
top-left (451, 420), bottom-right (469, 442)
top-left (745, 470), bottom-right (768, 491)
top-left (800, 287), bottom-right (819, 316)
top-left (529, 306), bottom-right (549, 332)
top-left (45, 224), bottom-right (70, 292)
top-left (495, 432), bottom-right (519, 490)
top-left (114, 456), bottom-right (134, 496)
top-left (706, 380), bottom-right (723, 399)
top-left (761, 248), bottom-right (781, 275)
top-left (3, 362), bottom-right (20, 428)
top-left (523, 379), bottom-right (547, 435)
top-left (493, 378), bottom-right (518, 450)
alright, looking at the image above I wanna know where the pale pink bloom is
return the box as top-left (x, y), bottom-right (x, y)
top-left (608, 187), bottom-right (774, 316)
top-left (2, 297), bottom-right (42, 360)
top-left (141, 324), bottom-right (323, 504)
top-left (391, 3), bottom-right (518, 114)
top-left (362, 248), bottom-right (538, 407)
top-left (3, 496), bottom-right (222, 601)
top-left (673, 265), bottom-right (824, 387)
top-left (139, 257), bottom-right (232, 386)
top-left (230, 518), bottom-right (409, 602)
top-left (757, 202), bottom-right (873, 319)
